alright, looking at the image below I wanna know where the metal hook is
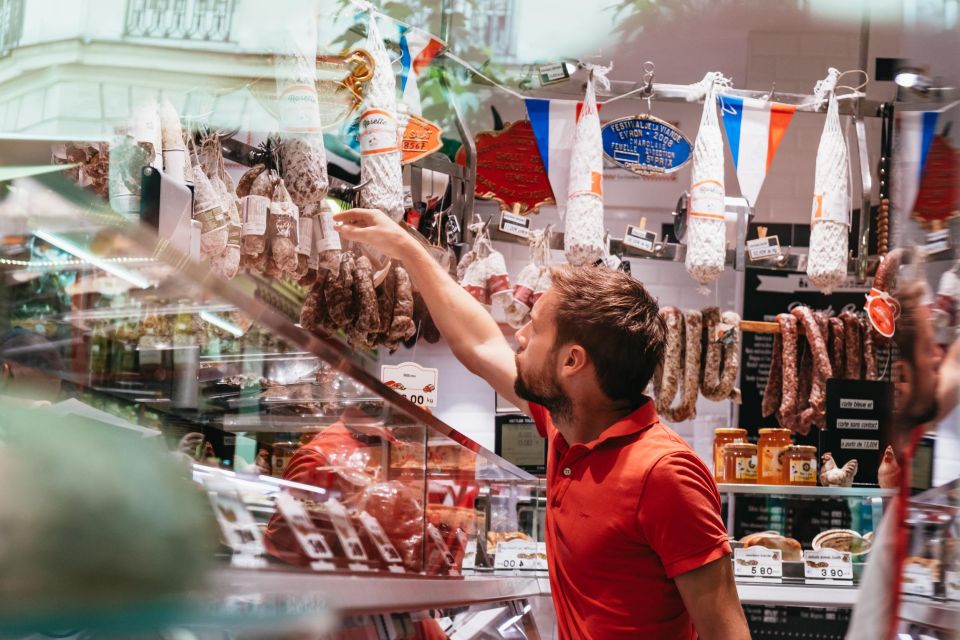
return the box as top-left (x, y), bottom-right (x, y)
top-left (764, 82), bottom-right (777, 103)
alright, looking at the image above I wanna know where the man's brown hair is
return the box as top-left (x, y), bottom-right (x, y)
top-left (892, 277), bottom-right (927, 366)
top-left (549, 265), bottom-right (666, 408)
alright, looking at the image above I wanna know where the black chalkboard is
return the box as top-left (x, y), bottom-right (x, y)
top-left (824, 379), bottom-right (894, 486)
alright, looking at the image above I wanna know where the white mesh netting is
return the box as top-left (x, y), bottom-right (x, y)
top-left (358, 15), bottom-right (404, 221)
top-left (685, 74), bottom-right (727, 288)
top-left (807, 89), bottom-right (850, 294)
top-left (564, 72), bottom-right (606, 266)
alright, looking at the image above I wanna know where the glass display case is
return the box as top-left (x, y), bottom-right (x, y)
top-left (0, 174), bottom-right (544, 636)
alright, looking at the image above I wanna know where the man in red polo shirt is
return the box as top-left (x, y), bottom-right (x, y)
top-left (336, 208), bottom-right (750, 639)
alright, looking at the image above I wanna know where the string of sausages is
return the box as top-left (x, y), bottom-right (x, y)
top-left (653, 306), bottom-right (742, 422)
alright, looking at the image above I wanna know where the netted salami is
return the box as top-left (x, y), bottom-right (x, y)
top-left (564, 69), bottom-right (606, 266)
top-left (686, 73), bottom-right (727, 288)
top-left (807, 72), bottom-right (850, 294)
top-left (268, 180), bottom-right (299, 275)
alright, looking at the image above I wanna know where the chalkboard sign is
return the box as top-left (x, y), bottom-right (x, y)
top-left (739, 268), bottom-right (873, 439)
top-left (824, 379), bottom-right (894, 486)
top-left (744, 604), bottom-right (851, 639)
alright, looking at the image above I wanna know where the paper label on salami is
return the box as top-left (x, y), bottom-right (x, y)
top-left (297, 215), bottom-right (313, 257)
top-left (569, 170), bottom-right (603, 199)
top-left (269, 202), bottom-right (299, 243)
top-left (196, 206), bottom-right (228, 234)
top-left (359, 109), bottom-right (399, 156)
top-left (278, 82), bottom-right (323, 134)
top-left (689, 179), bottom-right (725, 219)
top-left (314, 210), bottom-right (342, 252)
top-left (811, 191), bottom-right (849, 225)
top-left (226, 223), bottom-right (242, 247)
top-left (242, 196), bottom-right (269, 235)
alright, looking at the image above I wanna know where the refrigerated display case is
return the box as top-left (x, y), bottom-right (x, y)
top-left (0, 173), bottom-right (545, 638)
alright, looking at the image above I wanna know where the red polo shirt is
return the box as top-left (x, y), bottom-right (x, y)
top-left (530, 399), bottom-right (731, 639)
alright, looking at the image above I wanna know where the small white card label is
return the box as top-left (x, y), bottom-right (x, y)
top-left (538, 62), bottom-right (571, 86)
top-left (946, 570), bottom-right (960, 601)
top-left (499, 211), bottom-right (531, 238)
top-left (358, 511), bottom-right (405, 571)
top-left (275, 493), bottom-right (335, 564)
top-left (804, 549), bottom-right (853, 583)
top-left (207, 487), bottom-right (268, 568)
top-left (623, 225), bottom-right (658, 253)
top-left (747, 235), bottom-right (782, 261)
top-left (381, 361), bottom-right (439, 407)
top-left (902, 562), bottom-right (937, 597)
top-left (325, 498), bottom-right (368, 563)
top-left (494, 539), bottom-right (540, 571)
top-left (734, 547), bottom-right (783, 581)
top-left (924, 229), bottom-right (950, 255)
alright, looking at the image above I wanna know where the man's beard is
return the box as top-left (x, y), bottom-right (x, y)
top-left (514, 353), bottom-right (572, 423)
top-left (907, 396), bottom-right (939, 428)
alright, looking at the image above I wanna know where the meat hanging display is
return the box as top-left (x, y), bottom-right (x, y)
top-left (563, 68), bottom-right (607, 266)
top-left (700, 308), bottom-right (742, 403)
top-left (841, 311), bottom-right (862, 378)
top-left (791, 306), bottom-right (832, 434)
top-left (761, 330), bottom-right (783, 419)
top-left (806, 69), bottom-right (851, 294)
top-left (685, 73), bottom-right (728, 289)
top-left (653, 307), bottom-right (683, 416)
top-left (661, 310), bottom-right (702, 423)
top-left (775, 313), bottom-right (799, 432)
top-left (357, 14), bottom-right (404, 221)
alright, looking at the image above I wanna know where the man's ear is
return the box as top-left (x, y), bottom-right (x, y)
top-left (560, 344), bottom-right (589, 377)
top-left (892, 359), bottom-right (913, 414)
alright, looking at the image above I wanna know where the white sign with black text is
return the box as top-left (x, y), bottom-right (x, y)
top-left (734, 546), bottom-right (783, 583)
top-left (803, 549), bottom-right (853, 584)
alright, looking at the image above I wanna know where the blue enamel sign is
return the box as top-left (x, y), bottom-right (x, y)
top-left (601, 115), bottom-right (693, 175)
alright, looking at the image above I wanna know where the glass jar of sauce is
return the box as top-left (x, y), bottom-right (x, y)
top-left (713, 428), bottom-right (747, 482)
top-left (757, 428), bottom-right (792, 485)
top-left (784, 445), bottom-right (818, 485)
top-left (723, 443), bottom-right (758, 484)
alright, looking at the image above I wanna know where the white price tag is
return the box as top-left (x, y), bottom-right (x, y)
top-left (946, 570), bottom-right (960, 601)
top-left (499, 211), bottom-right (531, 238)
top-left (494, 540), bottom-right (540, 571)
top-left (923, 229), bottom-right (950, 255)
top-left (902, 562), bottom-right (937, 597)
top-left (747, 235), bottom-right (782, 261)
top-left (734, 547), bottom-right (783, 581)
top-left (206, 486), bottom-right (268, 568)
top-left (381, 361), bottom-right (439, 407)
top-left (358, 511), bottom-right (405, 571)
top-left (275, 493), bottom-right (336, 569)
top-left (325, 498), bottom-right (368, 565)
top-left (538, 62), bottom-right (571, 86)
top-left (623, 225), bottom-right (658, 253)
top-left (803, 549), bottom-right (853, 583)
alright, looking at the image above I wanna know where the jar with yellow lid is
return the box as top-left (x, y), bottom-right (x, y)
top-left (784, 445), bottom-right (818, 485)
top-left (713, 428), bottom-right (747, 482)
top-left (757, 428), bottom-right (792, 485)
top-left (723, 442), bottom-right (758, 484)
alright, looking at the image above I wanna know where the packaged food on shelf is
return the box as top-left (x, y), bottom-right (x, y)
top-left (784, 444), bottom-right (818, 486)
top-left (757, 428), bottom-right (792, 485)
top-left (713, 427), bottom-right (747, 482)
top-left (723, 442), bottom-right (758, 484)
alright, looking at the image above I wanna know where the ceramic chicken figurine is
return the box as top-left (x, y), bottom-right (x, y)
top-left (878, 445), bottom-right (901, 489)
top-left (820, 453), bottom-right (858, 487)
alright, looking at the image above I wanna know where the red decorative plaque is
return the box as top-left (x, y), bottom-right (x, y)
top-left (456, 120), bottom-right (554, 215)
top-left (913, 131), bottom-right (959, 229)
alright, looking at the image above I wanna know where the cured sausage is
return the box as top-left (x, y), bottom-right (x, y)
top-left (663, 310), bottom-right (702, 423)
top-left (717, 310), bottom-right (742, 403)
top-left (829, 317), bottom-right (845, 378)
top-left (654, 307), bottom-right (684, 415)
top-left (776, 313), bottom-right (799, 432)
top-left (873, 247), bottom-right (904, 293)
top-left (792, 307), bottom-right (832, 434)
top-left (700, 307), bottom-right (722, 397)
top-left (862, 317), bottom-right (878, 380)
top-left (762, 331), bottom-right (783, 418)
top-left (841, 311), bottom-right (861, 379)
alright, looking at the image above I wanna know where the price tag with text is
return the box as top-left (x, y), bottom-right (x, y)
top-left (623, 225), bottom-right (659, 253)
top-left (803, 549), bottom-right (853, 583)
top-left (946, 570), bottom-right (960, 601)
top-left (494, 540), bottom-right (539, 571)
top-left (499, 211), bottom-right (532, 238)
top-left (538, 62), bottom-right (571, 86)
top-left (381, 361), bottom-right (439, 407)
top-left (902, 561), bottom-right (937, 597)
top-left (923, 229), bottom-right (950, 255)
top-left (747, 235), bottom-right (782, 261)
top-left (734, 546), bottom-right (783, 582)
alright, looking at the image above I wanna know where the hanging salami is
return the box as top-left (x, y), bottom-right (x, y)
top-left (358, 15), bottom-right (404, 221)
top-left (685, 74), bottom-right (727, 289)
top-left (564, 69), bottom-right (606, 266)
top-left (807, 72), bottom-right (850, 294)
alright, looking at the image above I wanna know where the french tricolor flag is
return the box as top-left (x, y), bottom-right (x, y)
top-left (719, 95), bottom-right (797, 207)
top-left (892, 110), bottom-right (939, 219)
top-left (525, 98), bottom-right (585, 218)
top-left (398, 26), bottom-right (445, 117)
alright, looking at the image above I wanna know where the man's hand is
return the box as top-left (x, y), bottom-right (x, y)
top-left (674, 555), bottom-right (751, 640)
top-left (334, 208), bottom-right (417, 260)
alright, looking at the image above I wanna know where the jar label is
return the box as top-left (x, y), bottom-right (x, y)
top-left (789, 458), bottom-right (817, 483)
top-left (735, 455), bottom-right (757, 481)
top-left (762, 445), bottom-right (786, 476)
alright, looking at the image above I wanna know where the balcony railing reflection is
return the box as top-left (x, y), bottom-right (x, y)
top-left (124, 0), bottom-right (236, 42)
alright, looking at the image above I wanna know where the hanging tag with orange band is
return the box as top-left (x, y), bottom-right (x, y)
top-left (864, 288), bottom-right (901, 338)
